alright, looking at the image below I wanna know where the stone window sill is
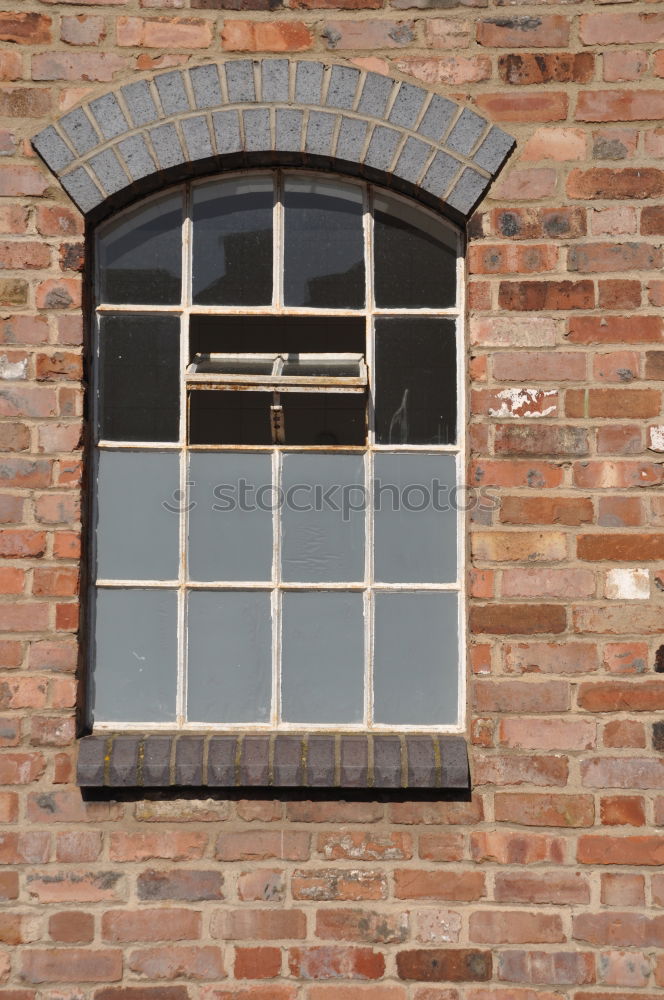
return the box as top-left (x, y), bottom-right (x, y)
top-left (77, 732), bottom-right (469, 791)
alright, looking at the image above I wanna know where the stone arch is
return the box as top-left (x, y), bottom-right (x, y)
top-left (32, 57), bottom-right (514, 224)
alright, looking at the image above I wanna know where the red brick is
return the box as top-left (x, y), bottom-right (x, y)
top-left (56, 830), bottom-right (102, 862)
top-left (221, 19), bottom-right (313, 50)
top-left (473, 754), bottom-right (568, 787)
top-left (578, 835), bottom-right (664, 865)
top-left (128, 946), bottom-right (225, 980)
top-left (569, 315), bottom-right (662, 345)
top-left (474, 92), bottom-right (568, 124)
top-left (102, 908), bottom-right (201, 943)
top-left (288, 947), bottom-right (385, 980)
top-left (602, 872), bottom-right (644, 906)
top-left (215, 831), bottom-right (309, 861)
top-left (117, 15), bottom-right (212, 46)
top-left (568, 167), bottom-right (664, 200)
top-left (469, 910), bottom-right (564, 944)
top-left (418, 833), bottom-right (465, 862)
top-left (497, 950), bottom-right (594, 986)
top-left (494, 792), bottom-right (594, 827)
top-left (397, 949), bottom-right (491, 983)
top-left (20, 949), bottom-right (122, 983)
top-left (494, 872), bottom-right (589, 905)
top-left (286, 802), bottom-right (383, 823)
top-left (213, 909), bottom-right (306, 941)
top-left (499, 53), bottom-right (592, 85)
top-left (603, 642), bottom-right (648, 675)
top-left (595, 424), bottom-right (641, 455)
top-left (578, 533), bottom-right (664, 561)
top-left (475, 680), bottom-right (569, 713)
top-left (110, 831), bottom-right (207, 861)
top-left (27, 870), bottom-right (123, 902)
top-left (495, 425), bottom-right (588, 457)
top-left (582, 756), bottom-right (664, 788)
top-left (27, 790), bottom-right (120, 823)
top-left (388, 799), bottom-right (484, 825)
top-left (0, 753), bottom-right (45, 785)
top-left (471, 831), bottom-right (565, 865)
top-left (598, 279), bottom-right (641, 309)
top-left (603, 719), bottom-right (645, 748)
top-left (394, 870), bottom-right (486, 901)
top-left (600, 795), bottom-right (645, 827)
top-left (0, 11), bottom-right (52, 43)
top-left (573, 460), bottom-right (664, 489)
top-left (234, 947), bottom-right (280, 979)
top-left (470, 605), bottom-right (566, 636)
top-left (500, 497), bottom-right (592, 527)
top-left (499, 281), bottom-right (594, 311)
top-left (491, 168), bottom-right (558, 201)
top-left (477, 16), bottom-right (569, 47)
top-left (317, 832), bottom-right (412, 861)
top-left (315, 909), bottom-right (408, 944)
top-left (291, 869), bottom-right (387, 901)
top-left (49, 911), bottom-right (94, 943)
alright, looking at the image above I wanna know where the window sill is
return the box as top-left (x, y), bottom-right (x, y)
top-left (77, 732), bottom-right (469, 791)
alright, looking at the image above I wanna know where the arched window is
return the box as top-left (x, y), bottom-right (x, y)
top-left (90, 170), bottom-right (464, 732)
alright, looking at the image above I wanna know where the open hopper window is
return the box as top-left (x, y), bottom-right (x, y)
top-left (90, 170), bottom-right (464, 735)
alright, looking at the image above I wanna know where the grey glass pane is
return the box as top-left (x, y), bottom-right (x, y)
top-left (187, 591), bottom-right (272, 723)
top-left (284, 177), bottom-right (364, 308)
top-left (97, 191), bottom-right (182, 305)
top-left (281, 454), bottom-right (365, 583)
top-left (282, 393), bottom-right (366, 447)
top-left (373, 453), bottom-right (457, 584)
top-left (98, 314), bottom-right (180, 443)
top-left (95, 450), bottom-right (179, 581)
top-left (92, 587), bottom-right (177, 723)
top-left (373, 591), bottom-right (458, 726)
top-left (189, 390), bottom-right (272, 446)
top-left (281, 592), bottom-right (364, 723)
top-left (375, 318), bottom-right (456, 445)
top-left (190, 355), bottom-right (276, 375)
top-left (188, 453), bottom-right (273, 582)
top-left (374, 192), bottom-right (457, 308)
top-left (192, 177), bottom-right (273, 305)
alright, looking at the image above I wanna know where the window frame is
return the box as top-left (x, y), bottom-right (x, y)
top-left (89, 168), bottom-right (467, 735)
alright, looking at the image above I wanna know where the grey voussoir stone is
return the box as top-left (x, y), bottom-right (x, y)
top-left (149, 123), bottom-right (185, 169)
top-left (295, 60), bottom-right (324, 106)
top-left (421, 149), bottom-right (461, 198)
top-left (394, 135), bottom-right (432, 184)
top-left (181, 116), bottom-right (214, 160)
top-left (276, 108), bottom-right (303, 152)
top-left (358, 72), bottom-right (394, 119)
top-left (389, 82), bottom-right (426, 129)
top-left (155, 71), bottom-right (190, 115)
top-left (243, 108), bottom-right (271, 152)
top-left (190, 64), bottom-right (222, 110)
top-left (336, 116), bottom-right (368, 164)
top-left (261, 58), bottom-right (289, 103)
top-left (306, 111), bottom-right (337, 156)
top-left (32, 126), bottom-right (74, 173)
top-left (225, 60), bottom-right (255, 104)
top-left (326, 64), bottom-right (360, 110)
top-left (446, 165), bottom-right (487, 215)
top-left (446, 107), bottom-right (487, 157)
top-left (117, 134), bottom-right (156, 181)
top-left (122, 80), bottom-right (159, 126)
top-left (474, 125), bottom-right (516, 174)
top-left (418, 94), bottom-right (456, 142)
top-left (90, 93), bottom-right (128, 142)
top-left (212, 110), bottom-right (242, 155)
top-left (60, 108), bottom-right (99, 157)
top-left (364, 124), bottom-right (401, 172)
top-left (89, 148), bottom-right (128, 195)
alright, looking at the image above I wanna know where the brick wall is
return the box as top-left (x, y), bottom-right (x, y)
top-left (2, 0), bottom-right (664, 996)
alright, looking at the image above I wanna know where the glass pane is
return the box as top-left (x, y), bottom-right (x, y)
top-left (190, 315), bottom-right (365, 357)
top-left (189, 355), bottom-right (276, 375)
top-left (282, 393), bottom-right (366, 446)
top-left (375, 318), bottom-right (456, 445)
top-left (281, 454), bottom-right (365, 583)
top-left (92, 587), bottom-right (177, 723)
top-left (96, 191), bottom-right (182, 305)
top-left (373, 453), bottom-right (457, 584)
top-left (284, 176), bottom-right (364, 308)
top-left (189, 390), bottom-right (272, 446)
top-left (98, 314), bottom-right (180, 443)
top-left (281, 358), bottom-right (361, 377)
top-left (192, 176), bottom-right (273, 305)
top-left (373, 592), bottom-right (458, 726)
top-left (374, 192), bottom-right (457, 309)
top-left (95, 450), bottom-right (180, 581)
top-left (188, 453), bottom-right (273, 582)
top-left (281, 592), bottom-right (364, 723)
top-left (187, 591), bottom-right (272, 723)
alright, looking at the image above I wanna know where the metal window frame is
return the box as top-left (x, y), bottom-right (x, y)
top-left (91, 168), bottom-right (466, 734)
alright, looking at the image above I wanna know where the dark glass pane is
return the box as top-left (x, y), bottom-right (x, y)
top-left (192, 177), bottom-right (273, 305)
top-left (96, 192), bottom-right (182, 305)
top-left (190, 355), bottom-right (276, 375)
top-left (375, 318), bottom-right (456, 445)
top-left (281, 359), bottom-right (361, 377)
top-left (189, 315), bottom-right (365, 358)
top-left (189, 390), bottom-right (272, 446)
top-left (374, 192), bottom-right (457, 309)
top-left (284, 177), bottom-right (364, 308)
top-left (98, 314), bottom-right (180, 442)
top-left (282, 393), bottom-right (366, 446)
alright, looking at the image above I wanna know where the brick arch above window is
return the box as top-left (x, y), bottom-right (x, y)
top-left (31, 57), bottom-right (515, 224)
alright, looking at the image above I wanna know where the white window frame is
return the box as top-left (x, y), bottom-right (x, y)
top-left (91, 169), bottom-right (467, 734)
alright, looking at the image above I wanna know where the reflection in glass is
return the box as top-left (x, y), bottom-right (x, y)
top-left (95, 450), bottom-right (180, 581)
top-left (188, 452), bottom-right (273, 582)
top-left (284, 177), bottom-right (364, 308)
top-left (373, 591), bottom-right (458, 725)
top-left (281, 591), bottom-right (364, 723)
top-left (374, 192), bottom-right (457, 308)
top-left (192, 177), bottom-right (273, 305)
top-left (189, 315), bottom-right (365, 357)
top-left (97, 192), bottom-right (182, 305)
top-left (98, 314), bottom-right (180, 442)
top-left (187, 591), bottom-right (272, 723)
top-left (375, 317), bottom-right (456, 445)
top-left (373, 452), bottom-right (457, 583)
top-left (281, 454), bottom-right (365, 582)
top-left (92, 588), bottom-right (177, 723)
